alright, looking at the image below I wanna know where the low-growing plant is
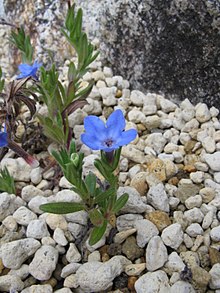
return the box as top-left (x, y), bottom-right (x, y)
top-left (0, 2), bottom-right (137, 245)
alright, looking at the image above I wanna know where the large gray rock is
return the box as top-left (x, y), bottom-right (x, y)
top-left (1, 0), bottom-right (220, 107)
top-left (98, 0), bottom-right (220, 107)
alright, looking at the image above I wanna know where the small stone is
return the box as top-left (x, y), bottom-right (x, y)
top-left (202, 210), bottom-right (214, 229)
top-left (204, 152), bottom-right (220, 171)
top-left (147, 159), bottom-right (166, 182)
top-left (116, 214), bottom-right (143, 232)
top-left (170, 281), bottom-right (195, 293)
top-left (147, 183), bottom-right (169, 212)
top-left (88, 251), bottom-right (101, 262)
top-left (202, 136), bottom-right (216, 153)
top-left (113, 228), bottom-right (137, 244)
top-left (2, 216), bottom-right (18, 232)
top-left (61, 263), bottom-right (82, 278)
top-left (159, 97), bottom-right (177, 113)
top-left (142, 115), bottom-right (161, 130)
top-left (146, 236), bottom-right (168, 271)
top-left (135, 219), bottom-right (159, 248)
top-left (125, 263), bottom-right (146, 276)
top-left (175, 179), bottom-right (201, 203)
top-left (145, 133), bottom-right (167, 154)
top-left (0, 238), bottom-right (41, 269)
top-left (13, 206), bottom-right (37, 226)
top-left (147, 211), bottom-right (171, 232)
top-left (190, 171), bottom-right (204, 184)
top-left (209, 247), bottom-right (220, 266)
top-left (184, 208), bottom-right (204, 223)
top-left (74, 256), bottom-right (131, 291)
top-left (121, 236), bottom-right (144, 261)
top-left (127, 276), bottom-right (138, 291)
top-left (117, 186), bottom-right (148, 213)
top-left (29, 245), bottom-right (59, 281)
top-left (130, 90), bottom-right (145, 106)
top-left (22, 284), bottom-right (53, 293)
top-left (121, 145), bottom-right (147, 164)
top-left (210, 226), bottom-right (220, 242)
top-left (200, 187), bottom-right (215, 203)
top-left (185, 195), bottom-right (202, 209)
top-left (161, 223), bottom-right (184, 250)
top-left (209, 263), bottom-right (220, 289)
top-left (0, 275), bottom-right (24, 292)
top-left (196, 103), bottom-right (211, 123)
top-left (66, 243), bottom-right (81, 263)
top-left (46, 214), bottom-right (68, 230)
top-left (30, 167), bottom-right (42, 185)
top-left (185, 223), bottom-right (203, 237)
top-left (164, 251), bottom-right (185, 273)
top-left (26, 219), bottom-right (50, 239)
top-left (53, 228), bottom-right (68, 246)
top-left (130, 172), bottom-right (148, 196)
top-left (134, 270), bottom-right (170, 293)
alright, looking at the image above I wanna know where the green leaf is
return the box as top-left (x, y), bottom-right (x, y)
top-left (94, 187), bottom-right (116, 205)
top-left (89, 219), bottom-right (107, 246)
top-left (89, 209), bottom-right (104, 227)
top-left (0, 167), bottom-right (16, 194)
top-left (112, 193), bottom-right (129, 214)
top-left (40, 202), bottom-right (85, 214)
top-left (68, 61), bottom-right (77, 82)
top-left (85, 172), bottom-right (97, 196)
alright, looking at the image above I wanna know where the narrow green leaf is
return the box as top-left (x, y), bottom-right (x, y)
top-left (40, 202), bottom-right (84, 214)
top-left (85, 172), bottom-right (97, 196)
top-left (89, 209), bottom-right (104, 227)
top-left (94, 187), bottom-right (115, 204)
top-left (112, 193), bottom-right (129, 214)
top-left (89, 220), bottom-right (107, 246)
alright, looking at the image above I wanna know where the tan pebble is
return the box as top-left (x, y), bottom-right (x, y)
top-left (46, 214), bottom-right (68, 230)
top-left (163, 159), bottom-right (178, 178)
top-left (147, 211), bottom-right (171, 232)
top-left (114, 228), bottom-right (137, 244)
top-left (0, 258), bottom-right (4, 274)
top-left (209, 247), bottom-right (220, 266)
top-left (102, 253), bottom-right (110, 262)
top-left (167, 177), bottom-right (179, 186)
top-left (184, 140), bottom-right (197, 153)
top-left (42, 277), bottom-right (57, 287)
top-left (191, 265), bottom-right (211, 289)
top-left (63, 274), bottom-right (78, 288)
top-left (130, 172), bottom-right (148, 196)
top-left (183, 165), bottom-right (197, 173)
top-left (148, 159), bottom-right (166, 182)
top-left (191, 235), bottom-right (204, 252)
top-left (116, 89), bottom-right (122, 98)
top-left (127, 276), bottom-right (138, 291)
top-left (125, 263), bottom-right (146, 276)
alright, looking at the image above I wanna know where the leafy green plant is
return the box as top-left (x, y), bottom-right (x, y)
top-left (0, 167), bottom-right (16, 194)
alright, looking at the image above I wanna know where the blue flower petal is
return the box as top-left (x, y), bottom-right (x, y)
top-left (17, 61), bottom-right (42, 80)
top-left (81, 133), bottom-right (104, 150)
top-left (116, 129), bottom-right (137, 146)
top-left (84, 116), bottom-right (106, 138)
top-left (0, 132), bottom-right (8, 147)
top-left (106, 109), bottom-right (125, 132)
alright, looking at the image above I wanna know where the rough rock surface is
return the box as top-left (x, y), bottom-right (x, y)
top-left (1, 0), bottom-right (220, 107)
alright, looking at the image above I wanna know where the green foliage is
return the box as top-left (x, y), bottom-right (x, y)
top-left (0, 67), bottom-right (5, 93)
top-left (40, 141), bottom-right (129, 245)
top-left (10, 27), bottom-right (34, 63)
top-left (0, 167), bottom-right (16, 194)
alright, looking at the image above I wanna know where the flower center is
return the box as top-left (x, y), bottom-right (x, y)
top-left (103, 138), bottom-right (114, 147)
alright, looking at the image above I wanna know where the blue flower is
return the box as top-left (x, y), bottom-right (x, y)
top-left (16, 61), bottom-right (42, 79)
top-left (0, 125), bottom-right (8, 147)
top-left (81, 109), bottom-right (137, 152)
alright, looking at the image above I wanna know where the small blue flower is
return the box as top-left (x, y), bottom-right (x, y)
top-left (81, 109), bottom-right (137, 152)
top-left (16, 61), bottom-right (42, 79)
top-left (0, 124), bottom-right (8, 147)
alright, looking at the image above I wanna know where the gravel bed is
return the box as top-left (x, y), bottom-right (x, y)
top-left (1, 56), bottom-right (220, 293)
